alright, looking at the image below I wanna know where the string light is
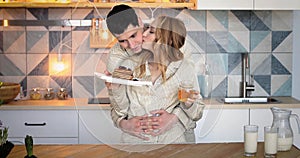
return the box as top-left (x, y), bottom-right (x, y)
top-left (3, 20), bottom-right (8, 27)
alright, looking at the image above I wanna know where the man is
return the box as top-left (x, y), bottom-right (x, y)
top-left (105, 4), bottom-right (144, 74)
top-left (105, 4), bottom-right (150, 140)
top-left (105, 5), bottom-right (201, 143)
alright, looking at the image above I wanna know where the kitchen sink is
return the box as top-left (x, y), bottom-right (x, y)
top-left (220, 97), bottom-right (281, 104)
top-left (88, 97), bottom-right (110, 104)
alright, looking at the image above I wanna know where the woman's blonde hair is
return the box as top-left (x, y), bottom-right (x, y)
top-left (137, 16), bottom-right (187, 82)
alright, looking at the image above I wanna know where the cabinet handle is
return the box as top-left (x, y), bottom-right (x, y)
top-left (24, 122), bottom-right (46, 126)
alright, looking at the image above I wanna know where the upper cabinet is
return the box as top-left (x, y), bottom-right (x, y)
top-left (254, 0), bottom-right (300, 10)
top-left (0, 0), bottom-right (299, 10)
top-left (196, 0), bottom-right (253, 10)
top-left (0, 1), bottom-right (195, 9)
top-left (195, 0), bottom-right (300, 10)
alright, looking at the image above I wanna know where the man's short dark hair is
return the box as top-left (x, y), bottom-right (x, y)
top-left (106, 4), bottom-right (139, 35)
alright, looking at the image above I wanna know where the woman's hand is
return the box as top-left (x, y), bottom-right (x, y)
top-left (184, 90), bottom-right (200, 109)
top-left (146, 109), bottom-right (178, 136)
top-left (119, 116), bottom-right (150, 140)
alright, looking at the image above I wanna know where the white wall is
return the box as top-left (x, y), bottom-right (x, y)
top-left (292, 11), bottom-right (300, 100)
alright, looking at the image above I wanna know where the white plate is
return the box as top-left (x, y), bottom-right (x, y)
top-left (94, 72), bottom-right (152, 86)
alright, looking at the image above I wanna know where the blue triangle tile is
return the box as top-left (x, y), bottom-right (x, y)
top-left (273, 77), bottom-right (292, 96)
top-left (254, 75), bottom-right (271, 95)
top-left (0, 55), bottom-right (25, 76)
top-left (250, 31), bottom-right (270, 51)
top-left (28, 8), bottom-right (49, 29)
top-left (74, 76), bottom-right (94, 96)
top-left (51, 75), bottom-right (72, 97)
top-left (28, 8), bottom-right (48, 20)
top-left (27, 31), bottom-right (48, 52)
top-left (228, 33), bottom-right (248, 53)
top-left (154, 8), bottom-right (181, 19)
top-left (186, 10), bottom-right (206, 29)
top-left (250, 12), bottom-right (271, 31)
top-left (140, 8), bottom-right (154, 20)
top-left (187, 31), bottom-right (207, 52)
top-left (210, 11), bottom-right (228, 30)
top-left (207, 34), bottom-right (227, 53)
top-left (210, 77), bottom-right (227, 97)
top-left (228, 53), bottom-right (241, 74)
top-left (271, 55), bottom-right (291, 75)
top-left (3, 31), bottom-right (25, 52)
top-left (272, 31), bottom-right (292, 51)
top-left (28, 55), bottom-right (49, 76)
top-left (252, 54), bottom-right (271, 75)
top-left (49, 31), bottom-right (71, 52)
top-left (231, 11), bottom-right (251, 31)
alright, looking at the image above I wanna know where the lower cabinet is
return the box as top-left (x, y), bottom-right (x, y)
top-left (78, 110), bottom-right (122, 144)
top-left (249, 109), bottom-right (273, 142)
top-left (0, 110), bottom-right (78, 144)
top-left (1, 107), bottom-right (298, 146)
top-left (196, 109), bottom-right (249, 143)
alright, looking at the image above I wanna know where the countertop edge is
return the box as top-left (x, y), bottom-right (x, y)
top-left (0, 97), bottom-right (300, 110)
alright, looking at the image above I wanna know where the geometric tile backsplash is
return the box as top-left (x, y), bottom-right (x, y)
top-left (0, 8), bottom-right (293, 99)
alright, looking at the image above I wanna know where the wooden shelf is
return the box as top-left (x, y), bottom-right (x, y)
top-left (0, 1), bottom-right (195, 8)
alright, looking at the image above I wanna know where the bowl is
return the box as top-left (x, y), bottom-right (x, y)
top-left (0, 82), bottom-right (21, 104)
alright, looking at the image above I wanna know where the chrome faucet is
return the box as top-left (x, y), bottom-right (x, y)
top-left (240, 53), bottom-right (255, 98)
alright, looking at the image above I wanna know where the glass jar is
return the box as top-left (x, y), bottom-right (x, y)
top-left (30, 88), bottom-right (41, 100)
top-left (57, 88), bottom-right (68, 100)
top-left (44, 88), bottom-right (55, 100)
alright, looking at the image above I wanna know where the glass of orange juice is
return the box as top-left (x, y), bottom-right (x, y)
top-left (178, 80), bottom-right (194, 102)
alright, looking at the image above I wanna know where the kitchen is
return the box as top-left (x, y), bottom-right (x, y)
top-left (1, 0), bottom-right (300, 157)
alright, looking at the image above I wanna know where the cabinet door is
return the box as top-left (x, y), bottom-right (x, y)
top-left (78, 110), bottom-right (122, 144)
top-left (196, 0), bottom-right (253, 10)
top-left (255, 0), bottom-right (300, 10)
top-left (196, 109), bottom-right (249, 143)
top-left (0, 110), bottom-right (78, 144)
top-left (249, 109), bottom-right (273, 142)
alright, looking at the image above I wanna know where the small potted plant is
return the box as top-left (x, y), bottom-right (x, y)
top-left (0, 120), bottom-right (14, 158)
top-left (24, 135), bottom-right (37, 158)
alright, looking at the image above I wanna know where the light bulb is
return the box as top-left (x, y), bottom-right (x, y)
top-left (54, 61), bottom-right (65, 72)
top-left (3, 20), bottom-right (8, 27)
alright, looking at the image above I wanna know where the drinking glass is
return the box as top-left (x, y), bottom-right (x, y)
top-left (178, 80), bottom-right (194, 102)
top-left (264, 126), bottom-right (278, 158)
top-left (244, 125), bottom-right (258, 157)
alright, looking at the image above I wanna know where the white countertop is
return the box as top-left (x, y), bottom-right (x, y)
top-left (0, 97), bottom-right (300, 110)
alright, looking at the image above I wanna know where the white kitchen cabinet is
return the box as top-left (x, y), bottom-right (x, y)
top-left (250, 108), bottom-right (300, 148)
top-left (0, 110), bottom-right (78, 144)
top-left (196, 0), bottom-right (254, 10)
top-left (249, 109), bottom-right (273, 142)
top-left (78, 110), bottom-right (122, 144)
top-left (195, 109), bottom-right (249, 143)
top-left (255, 0), bottom-right (300, 10)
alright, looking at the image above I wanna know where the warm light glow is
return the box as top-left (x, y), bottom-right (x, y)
top-left (54, 61), bottom-right (65, 72)
top-left (57, 0), bottom-right (70, 3)
top-left (3, 20), bottom-right (8, 27)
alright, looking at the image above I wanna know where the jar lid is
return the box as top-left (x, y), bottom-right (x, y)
top-left (31, 88), bottom-right (40, 91)
top-left (59, 88), bottom-right (66, 91)
top-left (46, 88), bottom-right (53, 91)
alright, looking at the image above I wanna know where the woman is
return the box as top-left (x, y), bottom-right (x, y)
top-left (110, 16), bottom-right (205, 144)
